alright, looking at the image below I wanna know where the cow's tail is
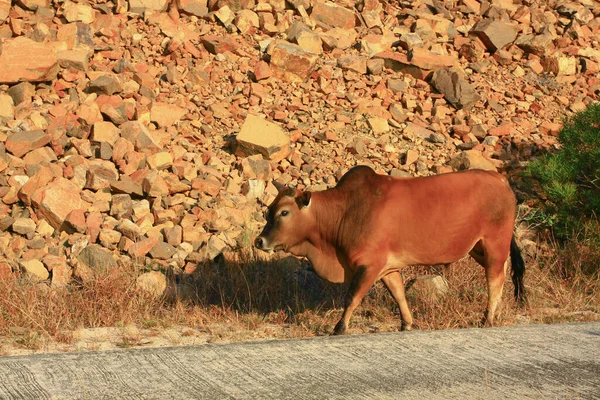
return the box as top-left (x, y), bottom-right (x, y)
top-left (510, 235), bottom-right (526, 305)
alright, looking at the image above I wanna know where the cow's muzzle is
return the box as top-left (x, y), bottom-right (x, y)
top-left (254, 236), bottom-right (280, 252)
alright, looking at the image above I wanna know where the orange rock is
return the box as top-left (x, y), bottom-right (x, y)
top-left (488, 123), bottom-right (515, 136)
top-left (236, 114), bottom-right (291, 162)
top-left (539, 121), bottom-right (562, 136)
top-left (150, 102), bottom-right (186, 127)
top-left (0, 37), bottom-right (58, 83)
top-left (311, 1), bottom-right (356, 29)
top-left (201, 35), bottom-right (237, 54)
top-left (270, 42), bottom-right (319, 82)
top-left (18, 166), bottom-right (56, 205)
top-left (128, 237), bottom-right (160, 259)
top-left (5, 130), bottom-right (51, 158)
top-left (31, 178), bottom-right (84, 229)
top-left (254, 60), bottom-right (272, 80)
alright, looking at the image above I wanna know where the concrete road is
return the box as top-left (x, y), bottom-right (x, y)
top-left (0, 322), bottom-right (598, 399)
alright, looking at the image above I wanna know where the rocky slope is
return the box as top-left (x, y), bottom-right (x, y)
top-left (0, 0), bottom-right (598, 289)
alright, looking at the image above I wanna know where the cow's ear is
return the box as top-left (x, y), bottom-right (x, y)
top-left (296, 191), bottom-right (311, 209)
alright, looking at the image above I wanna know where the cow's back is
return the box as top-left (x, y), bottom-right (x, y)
top-left (332, 168), bottom-right (517, 266)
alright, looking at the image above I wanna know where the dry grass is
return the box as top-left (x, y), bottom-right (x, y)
top-left (0, 236), bottom-right (598, 353)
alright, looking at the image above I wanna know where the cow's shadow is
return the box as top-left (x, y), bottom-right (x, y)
top-left (176, 253), bottom-right (349, 317)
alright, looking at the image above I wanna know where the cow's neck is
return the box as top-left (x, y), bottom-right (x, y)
top-left (288, 191), bottom-right (349, 283)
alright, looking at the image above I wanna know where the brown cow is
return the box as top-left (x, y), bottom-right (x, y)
top-left (255, 165), bottom-right (526, 335)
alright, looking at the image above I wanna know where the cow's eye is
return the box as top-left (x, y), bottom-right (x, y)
top-left (280, 210), bottom-right (289, 217)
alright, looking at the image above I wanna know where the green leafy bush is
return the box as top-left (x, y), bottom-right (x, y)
top-left (527, 103), bottom-right (600, 243)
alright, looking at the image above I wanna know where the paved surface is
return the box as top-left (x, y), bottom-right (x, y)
top-left (0, 322), bottom-right (598, 399)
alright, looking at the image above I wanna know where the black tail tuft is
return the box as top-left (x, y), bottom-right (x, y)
top-left (510, 236), bottom-right (526, 305)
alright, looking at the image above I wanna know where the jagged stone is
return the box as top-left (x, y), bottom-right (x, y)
top-left (77, 244), bottom-right (118, 271)
top-left (7, 82), bottom-right (35, 105)
top-left (120, 121), bottom-right (160, 149)
top-left (111, 177), bottom-right (144, 197)
top-left (23, 147), bottom-right (58, 165)
top-left (319, 28), bottom-right (357, 50)
top-left (129, 0), bottom-right (168, 13)
top-left (543, 56), bottom-right (577, 76)
top-left (0, 217), bottom-right (14, 232)
top-left (241, 179), bottom-right (265, 199)
top-left (31, 178), bottom-right (84, 229)
top-left (241, 155), bottom-right (272, 180)
top-left (18, 166), bottom-right (55, 206)
top-left (236, 114), bottom-right (290, 162)
top-left (287, 21), bottom-right (322, 55)
top-left (361, 34), bottom-right (395, 58)
top-left (270, 42), bottom-right (319, 82)
top-left (201, 35), bottom-right (237, 54)
top-left (0, 37), bottom-right (58, 83)
top-left (177, 0), bottom-right (208, 16)
top-left (91, 122), bottom-right (120, 146)
top-left (0, 94), bottom-right (14, 123)
top-left (150, 103), bottom-right (186, 127)
top-left (375, 49), bottom-right (456, 80)
top-left (149, 241), bottom-right (177, 259)
top-left (57, 22), bottom-right (94, 50)
top-left (128, 237), bottom-right (159, 258)
top-left (234, 9), bottom-right (259, 34)
top-left (142, 171), bottom-right (169, 198)
top-left (110, 194), bottom-right (133, 220)
top-left (515, 33), bottom-right (555, 57)
top-left (338, 55), bottom-right (367, 74)
top-left (57, 50), bottom-right (90, 72)
top-left (15, 0), bottom-right (47, 11)
top-left (0, 0), bottom-right (9, 23)
top-left (191, 178), bottom-right (222, 197)
top-left (12, 218), bottom-right (36, 236)
top-left (311, 1), bottom-right (356, 29)
top-left (19, 259), bottom-right (49, 280)
top-left (116, 219), bottom-right (142, 241)
top-left (42, 254), bottom-right (71, 287)
top-left (430, 68), bottom-right (480, 111)
top-left (63, 0), bottom-right (95, 24)
top-left (65, 209), bottom-right (86, 234)
top-left (164, 225), bottom-right (183, 247)
top-left (85, 165), bottom-right (118, 191)
top-left (88, 75), bottom-right (123, 95)
top-left (146, 152), bottom-right (173, 170)
top-left (450, 150), bottom-right (497, 171)
top-left (470, 19), bottom-right (517, 53)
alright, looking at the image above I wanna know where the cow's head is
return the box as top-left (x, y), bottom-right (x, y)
top-left (254, 185), bottom-right (312, 253)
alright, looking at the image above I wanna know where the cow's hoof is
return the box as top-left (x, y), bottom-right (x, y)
top-left (401, 322), bottom-right (413, 332)
top-left (480, 315), bottom-right (494, 328)
top-left (333, 321), bottom-right (346, 335)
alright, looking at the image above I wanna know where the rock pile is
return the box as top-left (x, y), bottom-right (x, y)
top-left (0, 0), bottom-right (598, 287)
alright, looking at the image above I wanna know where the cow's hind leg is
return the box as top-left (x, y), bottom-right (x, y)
top-left (484, 258), bottom-right (508, 326)
top-left (333, 266), bottom-right (380, 335)
top-left (381, 271), bottom-right (413, 331)
top-left (470, 239), bottom-right (509, 327)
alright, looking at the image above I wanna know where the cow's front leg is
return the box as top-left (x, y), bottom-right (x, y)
top-left (333, 265), bottom-right (380, 335)
top-left (381, 271), bottom-right (413, 331)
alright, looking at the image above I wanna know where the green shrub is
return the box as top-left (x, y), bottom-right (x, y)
top-left (527, 103), bottom-right (600, 243)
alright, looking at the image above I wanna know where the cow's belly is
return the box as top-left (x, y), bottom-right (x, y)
top-left (383, 224), bottom-right (482, 266)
